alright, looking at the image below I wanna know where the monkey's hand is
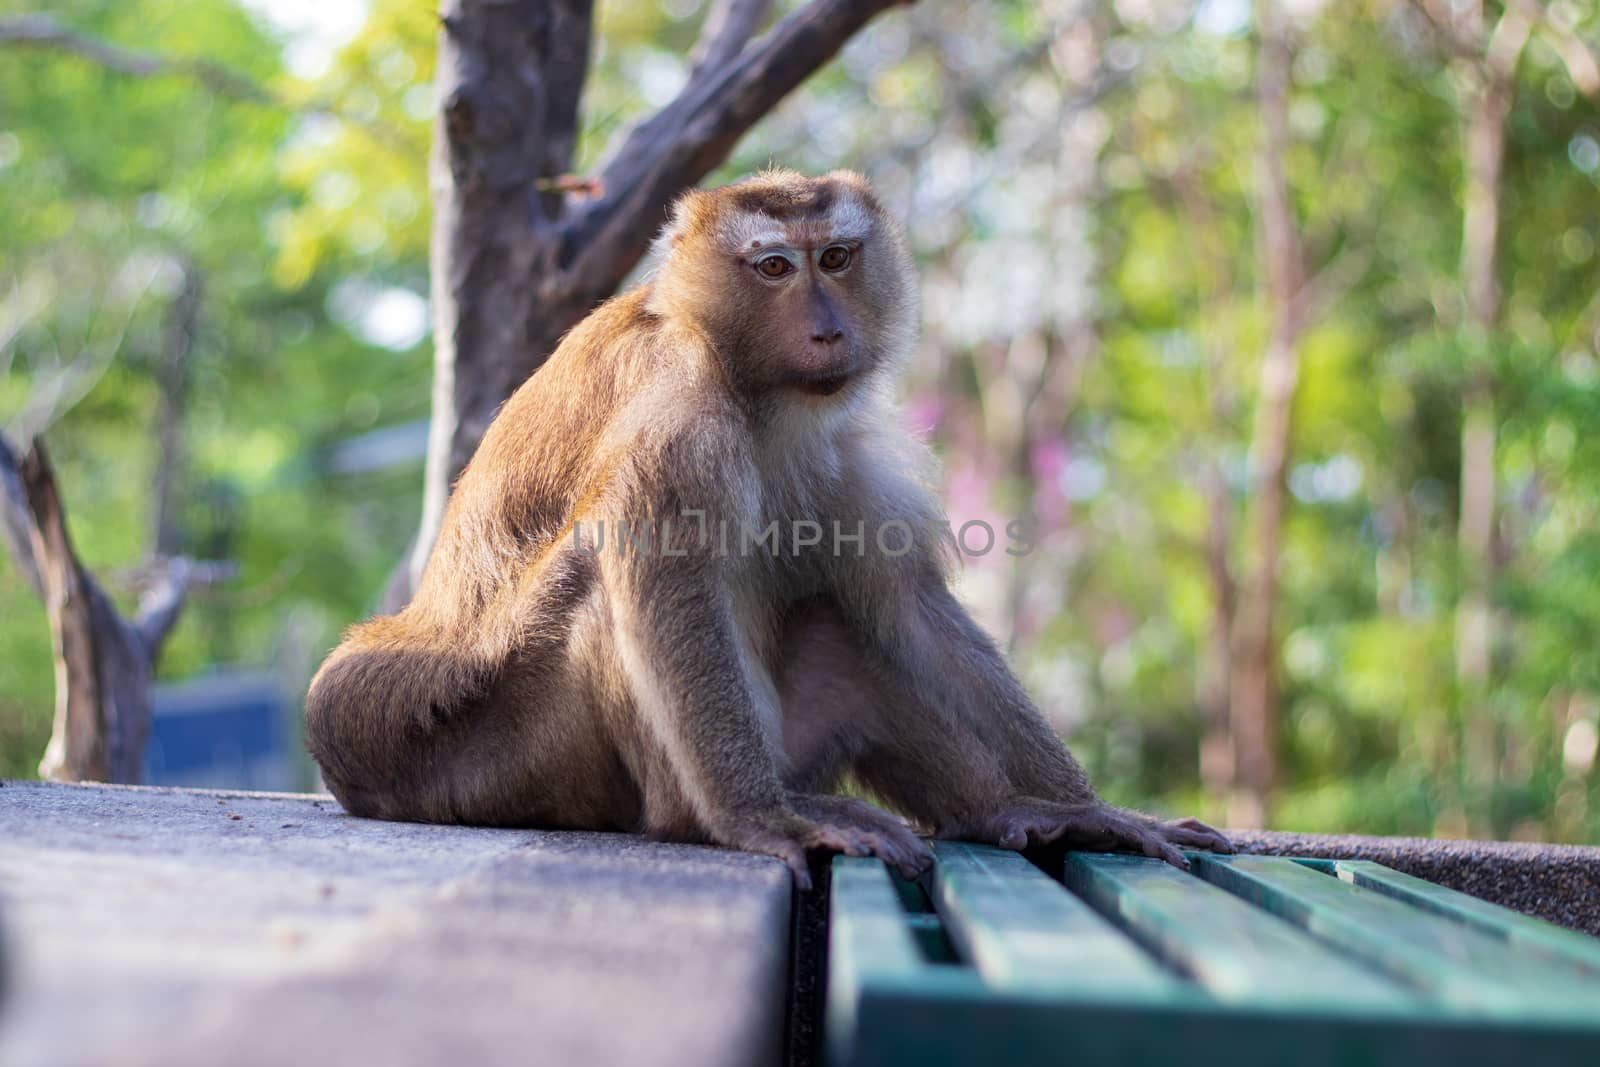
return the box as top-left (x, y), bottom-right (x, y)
top-left (983, 798), bottom-right (1233, 870)
top-left (790, 794), bottom-right (935, 882)
top-left (727, 797), bottom-right (934, 890)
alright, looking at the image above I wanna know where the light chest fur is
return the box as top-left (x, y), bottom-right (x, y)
top-left (721, 395), bottom-right (866, 750)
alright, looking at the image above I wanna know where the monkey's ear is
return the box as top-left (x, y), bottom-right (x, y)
top-left (651, 215), bottom-right (686, 260)
top-left (652, 189), bottom-right (707, 260)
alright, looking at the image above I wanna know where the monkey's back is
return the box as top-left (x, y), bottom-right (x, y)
top-left (304, 287), bottom-right (709, 821)
top-left (423, 289), bottom-right (666, 598)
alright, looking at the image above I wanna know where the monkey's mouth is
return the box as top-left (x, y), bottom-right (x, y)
top-left (798, 373), bottom-right (852, 397)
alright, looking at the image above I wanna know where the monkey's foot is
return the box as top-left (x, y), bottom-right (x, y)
top-left (728, 799), bottom-right (933, 890)
top-left (1143, 813), bottom-right (1234, 856)
top-left (982, 799), bottom-right (1233, 870)
top-left (790, 794), bottom-right (934, 882)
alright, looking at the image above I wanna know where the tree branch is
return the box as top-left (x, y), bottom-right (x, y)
top-left (689, 0), bottom-right (774, 78)
top-left (1484, 2), bottom-right (1534, 82)
top-left (1403, 0), bottom-right (1487, 65)
top-left (19, 438), bottom-right (113, 782)
top-left (534, 1), bottom-right (596, 222)
top-left (9, 435), bottom-right (220, 782)
top-left (0, 13), bottom-right (271, 101)
top-left (1513, 0), bottom-right (1600, 101)
top-left (129, 557), bottom-right (236, 658)
top-left (0, 13), bottom-right (407, 151)
top-left (564, 0), bottom-right (913, 295)
top-left (132, 558), bottom-right (190, 660)
top-left (12, 258), bottom-right (156, 441)
top-left (1546, 29), bottom-right (1600, 100)
top-left (0, 433), bottom-right (43, 598)
top-left (1290, 246), bottom-right (1372, 333)
top-left (1256, 0), bottom-right (1304, 325)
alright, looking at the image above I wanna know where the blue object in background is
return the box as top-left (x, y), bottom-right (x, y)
top-left (144, 672), bottom-right (298, 791)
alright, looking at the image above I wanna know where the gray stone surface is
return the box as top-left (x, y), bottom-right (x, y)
top-left (1233, 829), bottom-right (1600, 935)
top-left (8, 779), bottom-right (1599, 1067)
top-left (0, 780), bottom-right (792, 1067)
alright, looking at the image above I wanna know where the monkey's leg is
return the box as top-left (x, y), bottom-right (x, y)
top-left (599, 470), bottom-right (938, 888)
top-left (774, 599), bottom-right (934, 879)
top-left (843, 580), bottom-right (1232, 867)
top-left (775, 598), bottom-right (1025, 857)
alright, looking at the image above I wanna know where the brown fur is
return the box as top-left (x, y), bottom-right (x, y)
top-left (305, 169), bottom-right (1230, 884)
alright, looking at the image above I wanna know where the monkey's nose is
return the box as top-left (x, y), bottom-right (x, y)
top-left (811, 327), bottom-right (845, 345)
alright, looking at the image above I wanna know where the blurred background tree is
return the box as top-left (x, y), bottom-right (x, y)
top-left (1, 0), bottom-right (1597, 843)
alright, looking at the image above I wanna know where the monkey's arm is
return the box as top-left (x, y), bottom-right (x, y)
top-left (601, 436), bottom-right (928, 885)
top-left (607, 551), bottom-right (786, 843)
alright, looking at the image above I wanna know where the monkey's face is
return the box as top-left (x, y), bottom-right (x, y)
top-left (650, 170), bottom-right (918, 404)
top-left (740, 232), bottom-right (864, 398)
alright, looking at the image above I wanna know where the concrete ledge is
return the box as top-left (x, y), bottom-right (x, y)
top-left (1231, 829), bottom-right (1600, 936)
top-left (0, 781), bottom-right (792, 1067)
top-left (7, 780), bottom-right (1600, 1067)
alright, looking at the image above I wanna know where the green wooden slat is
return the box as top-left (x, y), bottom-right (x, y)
top-left (827, 857), bottom-right (925, 1067)
top-left (1325, 859), bottom-right (1600, 977)
top-left (929, 842), bottom-right (1180, 998)
top-left (829, 851), bottom-right (1600, 1067)
top-left (829, 856), bottom-right (934, 984)
top-left (1193, 854), bottom-right (1600, 1020)
top-left (827, 856), bottom-right (982, 1067)
top-left (1064, 852), bottom-right (1413, 1012)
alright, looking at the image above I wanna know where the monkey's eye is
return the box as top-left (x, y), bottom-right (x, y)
top-left (818, 245), bottom-right (852, 272)
top-left (756, 255), bottom-right (794, 279)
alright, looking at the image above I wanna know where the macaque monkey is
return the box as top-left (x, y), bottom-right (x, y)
top-left (306, 169), bottom-right (1231, 887)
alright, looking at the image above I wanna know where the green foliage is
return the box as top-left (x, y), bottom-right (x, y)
top-left (0, 0), bottom-right (427, 777)
top-left (1057, 2), bottom-right (1600, 840)
top-left (3, 0), bottom-right (1599, 848)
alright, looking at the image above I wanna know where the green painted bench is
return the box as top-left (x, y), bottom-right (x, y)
top-left (827, 842), bottom-right (1600, 1067)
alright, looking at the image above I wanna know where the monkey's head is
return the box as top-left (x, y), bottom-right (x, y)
top-left (648, 168), bottom-right (917, 403)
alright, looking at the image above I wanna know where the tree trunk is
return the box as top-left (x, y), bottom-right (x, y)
top-left (1456, 71), bottom-right (1510, 797)
top-left (1229, 0), bottom-right (1306, 829)
top-left (411, 0), bottom-right (595, 595)
top-left (1, 436), bottom-right (210, 783)
top-left (1173, 129), bottom-right (1241, 806)
top-left (8, 439), bottom-right (146, 782)
top-left (1449, 4), bottom-right (1530, 826)
top-left (1200, 456), bottom-right (1236, 800)
top-left (397, 0), bottom-right (916, 604)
